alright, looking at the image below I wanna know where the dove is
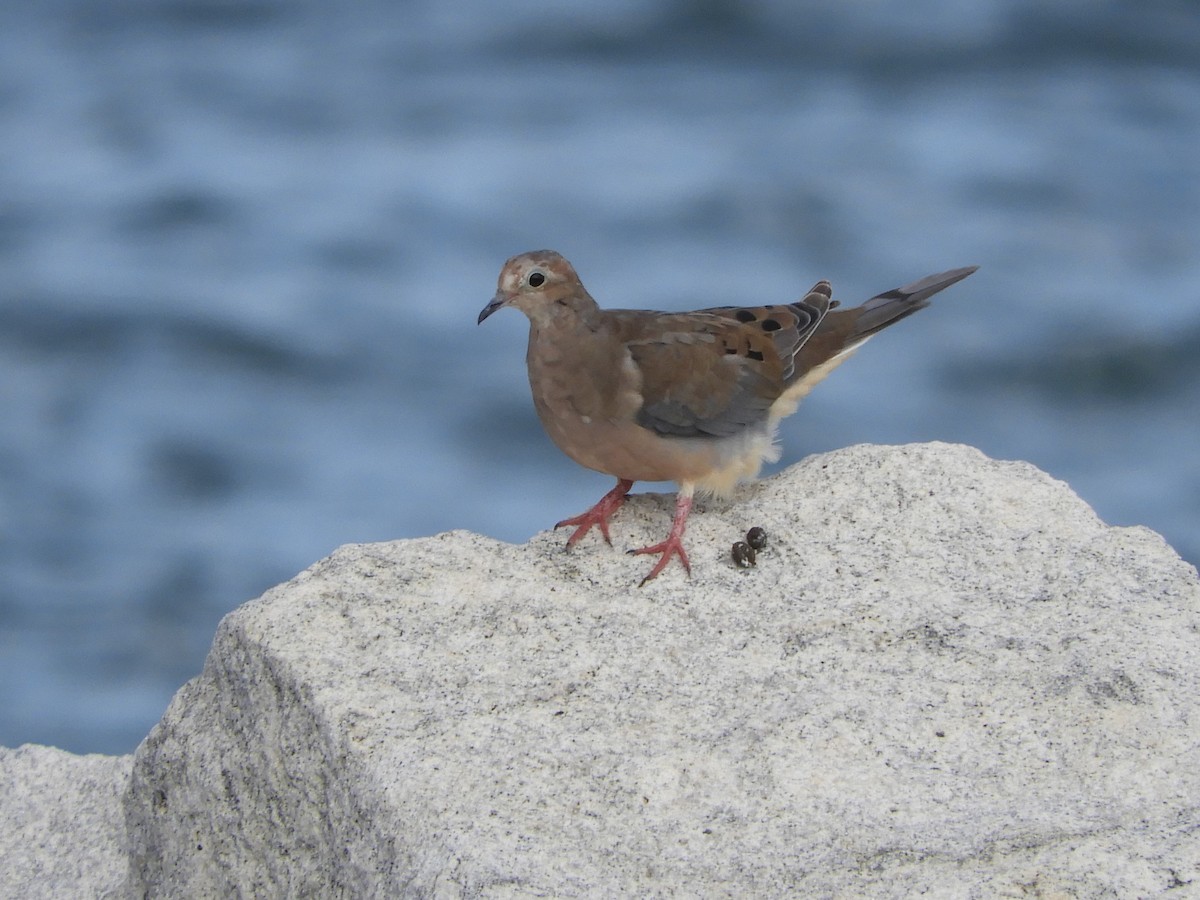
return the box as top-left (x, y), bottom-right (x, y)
top-left (478, 250), bottom-right (977, 585)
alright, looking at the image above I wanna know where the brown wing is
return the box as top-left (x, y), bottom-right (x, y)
top-left (615, 282), bottom-right (833, 438)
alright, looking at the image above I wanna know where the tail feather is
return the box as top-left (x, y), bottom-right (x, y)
top-left (773, 264), bottom-right (978, 415)
top-left (852, 265), bottom-right (978, 340)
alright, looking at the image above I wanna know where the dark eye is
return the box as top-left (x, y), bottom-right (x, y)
top-left (528, 271), bottom-right (545, 287)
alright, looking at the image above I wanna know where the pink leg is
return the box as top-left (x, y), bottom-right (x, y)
top-left (629, 492), bottom-right (693, 586)
top-left (555, 478), bottom-right (634, 548)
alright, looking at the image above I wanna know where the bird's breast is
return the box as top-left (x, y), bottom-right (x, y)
top-left (523, 324), bottom-right (776, 490)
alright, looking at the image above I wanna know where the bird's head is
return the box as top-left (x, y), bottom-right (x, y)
top-left (478, 249), bottom-right (590, 325)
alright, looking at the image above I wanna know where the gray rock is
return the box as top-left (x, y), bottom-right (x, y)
top-left (122, 442), bottom-right (1200, 897)
top-left (0, 744), bottom-right (132, 898)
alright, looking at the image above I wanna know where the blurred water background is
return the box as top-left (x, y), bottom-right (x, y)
top-left (1, 0), bottom-right (1197, 754)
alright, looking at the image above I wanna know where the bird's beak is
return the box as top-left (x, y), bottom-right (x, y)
top-left (477, 289), bottom-right (509, 325)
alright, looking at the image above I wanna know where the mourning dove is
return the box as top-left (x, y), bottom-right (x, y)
top-left (478, 250), bottom-right (977, 585)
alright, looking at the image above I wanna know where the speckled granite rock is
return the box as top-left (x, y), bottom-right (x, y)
top-left (117, 443), bottom-right (1200, 897)
top-left (0, 744), bottom-right (132, 898)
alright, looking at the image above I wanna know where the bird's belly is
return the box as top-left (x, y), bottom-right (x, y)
top-left (526, 333), bottom-right (778, 494)
top-left (534, 400), bottom-right (778, 495)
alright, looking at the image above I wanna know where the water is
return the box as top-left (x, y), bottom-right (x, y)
top-left (1, 0), bottom-right (1197, 754)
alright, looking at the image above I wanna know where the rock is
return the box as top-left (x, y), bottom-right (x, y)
top-left (0, 744), bottom-right (132, 898)
top-left (121, 442), bottom-right (1200, 897)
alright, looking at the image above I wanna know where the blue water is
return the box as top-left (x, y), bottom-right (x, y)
top-left (1, 1), bottom-right (1197, 754)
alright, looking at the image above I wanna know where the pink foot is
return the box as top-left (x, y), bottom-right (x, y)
top-left (629, 494), bottom-right (693, 586)
top-left (555, 479), bottom-right (634, 548)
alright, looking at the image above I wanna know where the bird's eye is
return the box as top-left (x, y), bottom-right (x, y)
top-left (528, 271), bottom-right (546, 287)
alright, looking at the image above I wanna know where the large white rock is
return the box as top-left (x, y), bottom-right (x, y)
top-left (0, 745), bottom-right (132, 898)
top-left (120, 442), bottom-right (1200, 896)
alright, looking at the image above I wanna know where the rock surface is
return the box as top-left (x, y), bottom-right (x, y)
top-left (117, 442), bottom-right (1200, 897)
top-left (0, 744), bottom-right (132, 898)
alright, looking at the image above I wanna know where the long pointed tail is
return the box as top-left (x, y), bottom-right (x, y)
top-left (851, 265), bottom-right (978, 340)
top-left (775, 264), bottom-right (978, 411)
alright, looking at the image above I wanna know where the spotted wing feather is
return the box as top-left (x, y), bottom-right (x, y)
top-left (621, 283), bottom-right (833, 438)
